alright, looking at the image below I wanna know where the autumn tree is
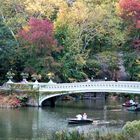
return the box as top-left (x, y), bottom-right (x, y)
top-left (119, 0), bottom-right (140, 24)
top-left (119, 0), bottom-right (140, 51)
top-left (18, 18), bottom-right (62, 79)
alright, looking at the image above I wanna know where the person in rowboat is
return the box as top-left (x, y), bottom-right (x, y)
top-left (76, 114), bottom-right (82, 120)
top-left (82, 113), bottom-right (87, 120)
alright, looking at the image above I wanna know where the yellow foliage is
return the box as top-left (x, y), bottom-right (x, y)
top-left (136, 59), bottom-right (140, 64)
top-left (55, 0), bottom-right (89, 28)
top-left (115, 2), bottom-right (122, 15)
top-left (24, 0), bottom-right (67, 19)
top-left (22, 25), bottom-right (30, 32)
top-left (75, 55), bottom-right (86, 66)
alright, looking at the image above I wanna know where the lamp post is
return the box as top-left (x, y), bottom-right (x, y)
top-left (31, 73), bottom-right (42, 83)
top-left (21, 72), bottom-right (29, 83)
top-left (6, 70), bottom-right (15, 94)
top-left (47, 72), bottom-right (54, 82)
top-left (6, 70), bottom-right (15, 83)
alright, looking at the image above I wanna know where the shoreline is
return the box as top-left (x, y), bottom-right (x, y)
top-left (0, 92), bottom-right (28, 108)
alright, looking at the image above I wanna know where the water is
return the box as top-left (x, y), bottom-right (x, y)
top-left (0, 98), bottom-right (140, 139)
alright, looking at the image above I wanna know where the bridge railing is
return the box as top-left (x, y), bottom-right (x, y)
top-left (5, 82), bottom-right (38, 92)
top-left (5, 81), bottom-right (140, 94)
top-left (38, 81), bottom-right (140, 93)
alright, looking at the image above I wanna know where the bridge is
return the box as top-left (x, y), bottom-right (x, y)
top-left (5, 80), bottom-right (140, 107)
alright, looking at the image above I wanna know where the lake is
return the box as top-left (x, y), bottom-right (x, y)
top-left (0, 97), bottom-right (140, 139)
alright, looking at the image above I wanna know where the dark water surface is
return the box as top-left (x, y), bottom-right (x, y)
top-left (0, 98), bottom-right (140, 139)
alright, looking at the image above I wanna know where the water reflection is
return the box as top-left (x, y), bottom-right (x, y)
top-left (0, 99), bottom-right (140, 139)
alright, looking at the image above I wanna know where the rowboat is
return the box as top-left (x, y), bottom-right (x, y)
top-left (122, 103), bottom-right (138, 107)
top-left (68, 118), bottom-right (93, 124)
top-left (127, 107), bottom-right (140, 112)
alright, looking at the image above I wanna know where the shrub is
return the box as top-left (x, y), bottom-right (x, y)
top-left (122, 120), bottom-right (140, 139)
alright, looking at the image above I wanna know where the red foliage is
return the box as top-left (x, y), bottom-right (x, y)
top-left (19, 17), bottom-right (58, 51)
top-left (136, 20), bottom-right (140, 28)
top-left (0, 94), bottom-right (21, 108)
top-left (119, 0), bottom-right (140, 25)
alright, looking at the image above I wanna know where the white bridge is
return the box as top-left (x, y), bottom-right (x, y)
top-left (5, 80), bottom-right (140, 106)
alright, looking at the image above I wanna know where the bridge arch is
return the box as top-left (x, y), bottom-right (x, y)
top-left (6, 80), bottom-right (140, 107)
top-left (39, 92), bottom-right (78, 106)
top-left (39, 81), bottom-right (140, 106)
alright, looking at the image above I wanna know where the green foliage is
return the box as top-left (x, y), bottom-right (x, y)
top-left (0, 17), bottom-right (19, 84)
top-left (124, 52), bottom-right (140, 81)
top-left (55, 25), bottom-right (69, 46)
top-left (0, 0), bottom-right (27, 39)
top-left (84, 59), bottom-right (101, 79)
top-left (97, 51), bottom-right (120, 80)
top-left (55, 25), bottom-right (88, 82)
top-left (122, 120), bottom-right (140, 139)
top-left (48, 130), bottom-right (86, 140)
top-left (78, 1), bottom-right (127, 53)
top-left (16, 95), bottom-right (28, 105)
